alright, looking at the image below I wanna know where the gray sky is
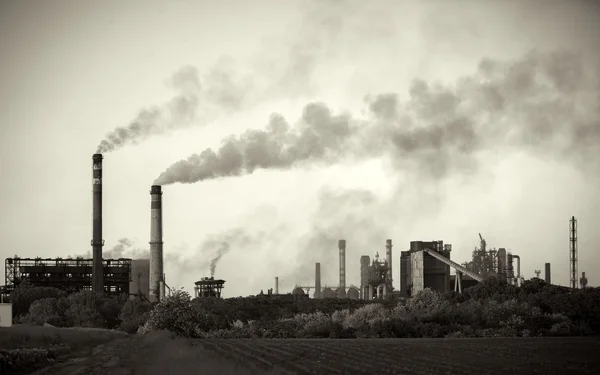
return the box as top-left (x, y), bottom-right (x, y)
top-left (1, 0), bottom-right (599, 296)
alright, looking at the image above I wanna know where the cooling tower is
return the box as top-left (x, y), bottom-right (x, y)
top-left (544, 263), bottom-right (551, 284)
top-left (149, 185), bottom-right (164, 302)
top-left (338, 239), bottom-right (346, 289)
top-left (315, 263), bottom-right (321, 299)
top-left (386, 239), bottom-right (393, 287)
top-left (91, 154), bottom-right (104, 293)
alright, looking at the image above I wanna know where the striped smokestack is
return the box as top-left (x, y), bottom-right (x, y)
top-left (91, 154), bottom-right (104, 293)
top-left (314, 263), bottom-right (321, 299)
top-left (149, 185), bottom-right (164, 302)
top-left (338, 239), bottom-right (346, 290)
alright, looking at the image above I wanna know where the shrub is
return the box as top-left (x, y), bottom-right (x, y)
top-left (0, 344), bottom-right (70, 373)
top-left (142, 290), bottom-right (216, 338)
top-left (343, 304), bottom-right (390, 338)
top-left (26, 297), bottom-right (66, 326)
top-left (294, 311), bottom-right (332, 338)
top-left (406, 289), bottom-right (450, 319)
top-left (9, 281), bottom-right (66, 319)
top-left (415, 322), bottom-right (446, 338)
top-left (119, 299), bottom-right (152, 334)
top-left (65, 291), bottom-right (105, 328)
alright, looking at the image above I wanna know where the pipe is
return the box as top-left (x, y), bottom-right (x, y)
top-left (512, 255), bottom-right (521, 286)
top-left (91, 154), bottom-right (104, 293)
top-left (159, 281), bottom-right (166, 300)
top-left (315, 263), bottom-right (321, 299)
top-left (149, 185), bottom-right (164, 302)
top-left (163, 281), bottom-right (172, 297)
top-left (274, 277), bottom-right (279, 295)
top-left (544, 263), bottom-right (551, 284)
top-left (385, 239), bottom-right (393, 288)
top-left (338, 239), bottom-right (346, 290)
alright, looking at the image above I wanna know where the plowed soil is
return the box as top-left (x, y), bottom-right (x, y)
top-left (25, 334), bottom-right (600, 375)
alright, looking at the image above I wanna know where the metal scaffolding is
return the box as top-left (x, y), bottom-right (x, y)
top-left (3, 257), bottom-right (131, 296)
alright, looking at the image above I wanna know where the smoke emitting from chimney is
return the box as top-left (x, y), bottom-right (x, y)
top-left (149, 185), bottom-right (164, 302)
top-left (97, 67), bottom-right (201, 154)
top-left (91, 154), bottom-right (104, 293)
top-left (153, 51), bottom-right (600, 186)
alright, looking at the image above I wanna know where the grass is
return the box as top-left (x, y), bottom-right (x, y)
top-left (0, 324), bottom-right (130, 375)
top-left (0, 324), bottom-right (128, 351)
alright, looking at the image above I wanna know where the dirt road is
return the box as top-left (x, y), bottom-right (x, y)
top-left (29, 334), bottom-right (600, 375)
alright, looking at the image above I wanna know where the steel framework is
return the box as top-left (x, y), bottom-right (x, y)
top-left (569, 216), bottom-right (578, 289)
top-left (3, 257), bottom-right (131, 296)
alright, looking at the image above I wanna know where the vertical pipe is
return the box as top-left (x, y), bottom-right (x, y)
top-left (569, 216), bottom-right (578, 289)
top-left (91, 154), bottom-right (104, 293)
top-left (149, 185), bottom-right (164, 302)
top-left (275, 277), bottom-right (279, 295)
top-left (315, 263), bottom-right (321, 299)
top-left (360, 255), bottom-right (370, 300)
top-left (544, 263), bottom-right (551, 284)
top-left (513, 255), bottom-right (521, 286)
top-left (385, 239), bottom-right (393, 289)
top-left (338, 239), bottom-right (346, 290)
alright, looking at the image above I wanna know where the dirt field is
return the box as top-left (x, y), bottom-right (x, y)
top-left (202, 337), bottom-right (600, 375)
top-left (4, 326), bottom-right (600, 375)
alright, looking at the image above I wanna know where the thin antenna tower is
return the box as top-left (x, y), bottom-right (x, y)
top-left (569, 216), bottom-right (578, 289)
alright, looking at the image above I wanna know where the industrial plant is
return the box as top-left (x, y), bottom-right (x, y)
top-left (0, 154), bottom-right (593, 303)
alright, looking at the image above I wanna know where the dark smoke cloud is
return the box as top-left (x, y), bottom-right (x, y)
top-left (95, 1), bottom-right (352, 154)
top-left (154, 50), bottom-right (600, 186)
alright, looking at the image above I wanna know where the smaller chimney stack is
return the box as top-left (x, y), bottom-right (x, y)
top-left (274, 277), bottom-right (279, 295)
top-left (338, 240), bottom-right (346, 290)
top-left (544, 263), bottom-right (551, 284)
top-left (315, 263), bottom-right (321, 299)
top-left (385, 239), bottom-right (393, 288)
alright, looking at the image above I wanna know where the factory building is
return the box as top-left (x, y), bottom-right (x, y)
top-left (194, 277), bottom-right (225, 298)
top-left (130, 259), bottom-right (150, 300)
top-left (358, 239), bottom-right (395, 300)
top-left (399, 241), bottom-right (451, 296)
top-left (4, 257), bottom-right (131, 296)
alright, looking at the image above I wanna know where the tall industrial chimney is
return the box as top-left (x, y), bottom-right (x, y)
top-left (315, 263), bottom-right (321, 299)
top-left (385, 239), bottom-right (393, 288)
top-left (274, 277), bottom-right (279, 295)
top-left (544, 263), bottom-right (551, 284)
top-left (338, 240), bottom-right (346, 290)
top-left (91, 154), bottom-right (104, 293)
top-left (149, 185), bottom-right (164, 302)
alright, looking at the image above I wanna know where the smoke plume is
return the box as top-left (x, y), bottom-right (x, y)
top-left (81, 230), bottom-right (252, 284)
top-left (94, 1), bottom-right (352, 154)
top-left (154, 50), bottom-right (600, 186)
top-left (201, 229), bottom-right (250, 278)
top-left (96, 66), bottom-right (201, 153)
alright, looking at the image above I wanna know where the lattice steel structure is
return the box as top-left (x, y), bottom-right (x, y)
top-left (4, 257), bottom-right (131, 296)
top-left (570, 216), bottom-right (578, 289)
top-left (194, 277), bottom-right (225, 298)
